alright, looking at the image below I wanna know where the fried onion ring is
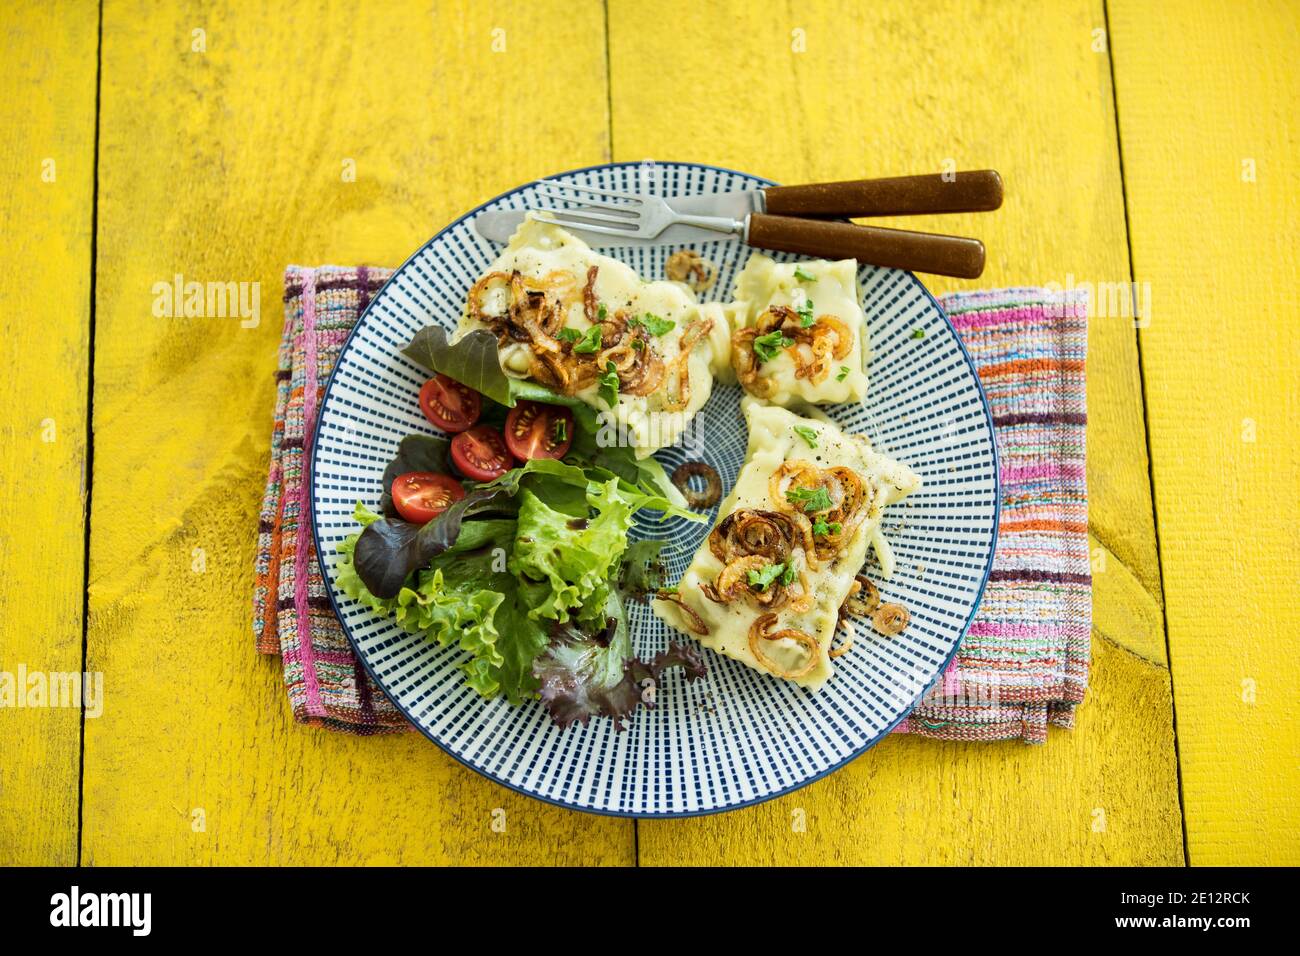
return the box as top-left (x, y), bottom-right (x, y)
top-left (660, 317), bottom-right (713, 412)
top-left (748, 613), bottom-right (819, 680)
top-left (840, 574), bottom-right (881, 618)
top-left (708, 509), bottom-right (795, 563)
top-left (654, 589), bottom-right (709, 636)
top-left (729, 326), bottom-right (774, 398)
top-left (871, 602), bottom-right (910, 636)
top-left (582, 266), bottom-right (600, 324)
top-left (786, 569), bottom-right (815, 614)
top-left (715, 555), bottom-right (770, 600)
top-left (770, 460), bottom-right (873, 568)
top-left (730, 307), bottom-right (857, 393)
top-left (672, 461), bottom-right (722, 509)
top-left (710, 554), bottom-right (788, 610)
top-left (665, 249), bottom-right (717, 293)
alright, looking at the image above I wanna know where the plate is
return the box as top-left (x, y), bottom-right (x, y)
top-left (309, 161), bottom-right (1000, 816)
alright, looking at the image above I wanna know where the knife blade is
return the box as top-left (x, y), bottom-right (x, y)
top-left (472, 189), bottom-right (765, 247)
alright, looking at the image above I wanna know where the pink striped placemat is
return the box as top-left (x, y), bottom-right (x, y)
top-left (894, 288), bottom-right (1091, 742)
top-left (252, 269), bottom-right (1090, 743)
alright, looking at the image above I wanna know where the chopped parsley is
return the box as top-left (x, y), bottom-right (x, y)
top-left (796, 297), bottom-right (816, 327)
top-left (780, 563), bottom-right (798, 586)
top-left (747, 563), bottom-right (786, 591)
top-left (911, 328), bottom-right (926, 339)
top-left (836, 365), bottom-right (851, 381)
top-left (598, 303), bottom-right (607, 320)
top-left (597, 361), bottom-right (620, 408)
top-left (786, 485), bottom-right (834, 513)
top-left (630, 312), bottom-right (675, 336)
top-left (812, 517), bottom-right (842, 537)
top-left (793, 425), bottom-right (818, 449)
top-left (752, 329), bottom-right (794, 363)
top-left (631, 337), bottom-right (645, 350)
top-left (794, 266), bottom-right (815, 282)
top-left (572, 325), bottom-right (603, 354)
top-left (556, 327), bottom-right (582, 343)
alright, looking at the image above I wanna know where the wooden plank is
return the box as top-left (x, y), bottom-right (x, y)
top-left (1109, 0), bottom-right (1300, 865)
top-left (0, 0), bottom-right (97, 866)
top-left (81, 0), bottom-right (627, 865)
top-left (611, 0), bottom-right (1184, 864)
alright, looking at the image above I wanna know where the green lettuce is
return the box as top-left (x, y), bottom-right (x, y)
top-left (353, 455), bottom-right (698, 600)
top-left (338, 470), bottom-right (671, 705)
top-left (336, 506), bottom-right (547, 702)
top-left (509, 478), bottom-right (638, 626)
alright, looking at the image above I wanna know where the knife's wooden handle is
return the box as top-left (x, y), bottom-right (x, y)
top-left (746, 214), bottom-right (986, 279)
top-left (764, 170), bottom-right (1003, 218)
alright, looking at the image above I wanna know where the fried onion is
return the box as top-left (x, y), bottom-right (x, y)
top-left (769, 460), bottom-right (873, 568)
top-left (840, 574), bottom-right (881, 618)
top-left (730, 306), bottom-right (857, 393)
top-left (748, 613), bottom-right (819, 680)
top-left (713, 555), bottom-right (781, 606)
top-left (665, 249), bottom-right (717, 293)
top-left (871, 603), bottom-right (910, 636)
top-left (708, 509), bottom-right (796, 563)
top-left (661, 317), bottom-right (713, 412)
top-left (654, 589), bottom-right (709, 636)
top-left (672, 461), bottom-right (722, 509)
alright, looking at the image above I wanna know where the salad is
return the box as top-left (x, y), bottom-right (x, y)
top-left (336, 325), bottom-right (707, 729)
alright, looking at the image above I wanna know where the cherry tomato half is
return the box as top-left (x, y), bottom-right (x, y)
top-left (418, 374), bottom-right (481, 433)
top-left (450, 425), bottom-right (512, 482)
top-left (504, 401), bottom-right (575, 462)
top-left (391, 471), bottom-right (466, 524)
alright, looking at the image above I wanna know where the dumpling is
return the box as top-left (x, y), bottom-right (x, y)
top-left (456, 216), bottom-right (721, 458)
top-left (652, 401), bottom-right (919, 690)
top-left (729, 253), bottom-right (869, 407)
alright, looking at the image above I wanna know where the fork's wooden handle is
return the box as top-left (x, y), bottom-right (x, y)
top-left (764, 170), bottom-right (1003, 218)
top-left (746, 214), bottom-right (986, 279)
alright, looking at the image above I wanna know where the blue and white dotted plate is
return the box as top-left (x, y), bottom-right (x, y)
top-left (310, 162), bottom-right (1000, 816)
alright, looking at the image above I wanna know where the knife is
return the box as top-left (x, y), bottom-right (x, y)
top-left (473, 170), bottom-right (1003, 247)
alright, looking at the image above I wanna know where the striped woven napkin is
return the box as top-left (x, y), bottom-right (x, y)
top-left (894, 288), bottom-right (1091, 742)
top-left (252, 270), bottom-right (1090, 743)
top-left (252, 266), bottom-right (407, 733)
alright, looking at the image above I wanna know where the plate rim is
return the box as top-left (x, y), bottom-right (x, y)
top-left (308, 160), bottom-right (1002, 817)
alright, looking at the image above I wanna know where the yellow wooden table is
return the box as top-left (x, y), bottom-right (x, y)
top-left (2, 0), bottom-right (1295, 866)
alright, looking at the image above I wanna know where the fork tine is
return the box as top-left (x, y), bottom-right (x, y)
top-left (535, 183), bottom-right (637, 213)
top-left (538, 187), bottom-right (638, 215)
top-left (532, 211), bottom-right (643, 237)
top-left (537, 178), bottom-right (645, 204)
top-left (532, 206), bottom-right (641, 227)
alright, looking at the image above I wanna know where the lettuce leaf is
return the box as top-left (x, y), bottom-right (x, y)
top-left (403, 327), bottom-right (514, 406)
top-left (354, 455), bottom-right (697, 599)
top-left (340, 494), bottom-right (704, 725)
top-left (619, 539), bottom-right (668, 599)
top-left (509, 479), bottom-right (637, 626)
top-left (533, 591), bottom-right (705, 730)
top-left (336, 509), bottom-right (548, 702)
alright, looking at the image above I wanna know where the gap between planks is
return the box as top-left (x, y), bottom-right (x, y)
top-left (1101, 0), bottom-right (1189, 868)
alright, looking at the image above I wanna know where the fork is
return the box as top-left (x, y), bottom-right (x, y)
top-left (533, 179), bottom-right (988, 279)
